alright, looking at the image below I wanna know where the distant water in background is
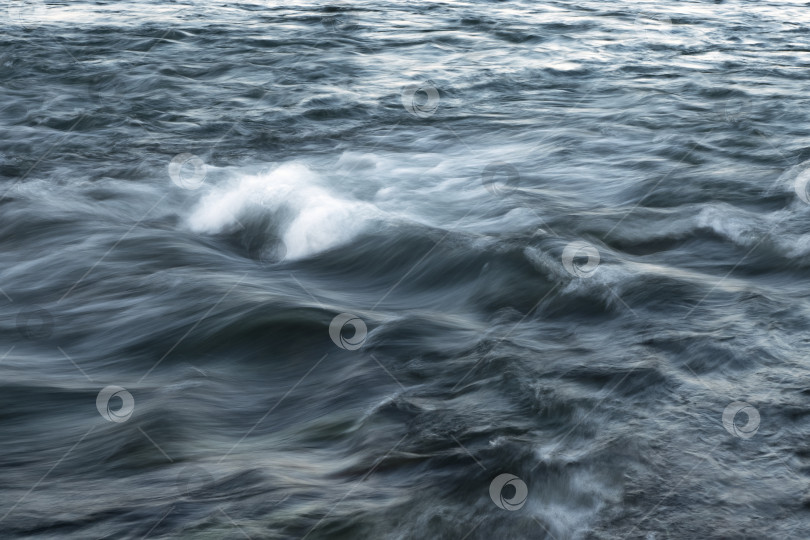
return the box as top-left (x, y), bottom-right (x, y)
top-left (2, 0), bottom-right (810, 538)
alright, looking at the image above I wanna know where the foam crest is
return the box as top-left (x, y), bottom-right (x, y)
top-left (188, 162), bottom-right (379, 260)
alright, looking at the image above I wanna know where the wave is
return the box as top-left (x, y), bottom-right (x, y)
top-left (187, 162), bottom-right (381, 260)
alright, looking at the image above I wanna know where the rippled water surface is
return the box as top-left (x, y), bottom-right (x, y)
top-left (3, 0), bottom-right (810, 538)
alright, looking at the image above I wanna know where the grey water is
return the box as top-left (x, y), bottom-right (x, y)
top-left (2, 0), bottom-right (810, 538)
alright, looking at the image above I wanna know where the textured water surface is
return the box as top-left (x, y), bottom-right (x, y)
top-left (2, 0), bottom-right (810, 538)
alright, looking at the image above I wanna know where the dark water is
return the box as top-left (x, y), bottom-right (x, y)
top-left (2, 0), bottom-right (810, 538)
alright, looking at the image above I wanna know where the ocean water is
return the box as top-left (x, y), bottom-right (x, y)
top-left (2, 0), bottom-right (810, 538)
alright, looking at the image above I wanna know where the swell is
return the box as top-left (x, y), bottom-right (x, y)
top-left (3, 0), bottom-right (810, 538)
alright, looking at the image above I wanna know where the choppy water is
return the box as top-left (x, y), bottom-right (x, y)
top-left (2, 0), bottom-right (810, 538)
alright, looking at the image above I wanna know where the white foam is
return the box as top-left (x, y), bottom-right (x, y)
top-left (695, 204), bottom-right (755, 245)
top-left (187, 162), bottom-right (379, 260)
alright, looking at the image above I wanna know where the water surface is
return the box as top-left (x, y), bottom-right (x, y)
top-left (2, 0), bottom-right (810, 538)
